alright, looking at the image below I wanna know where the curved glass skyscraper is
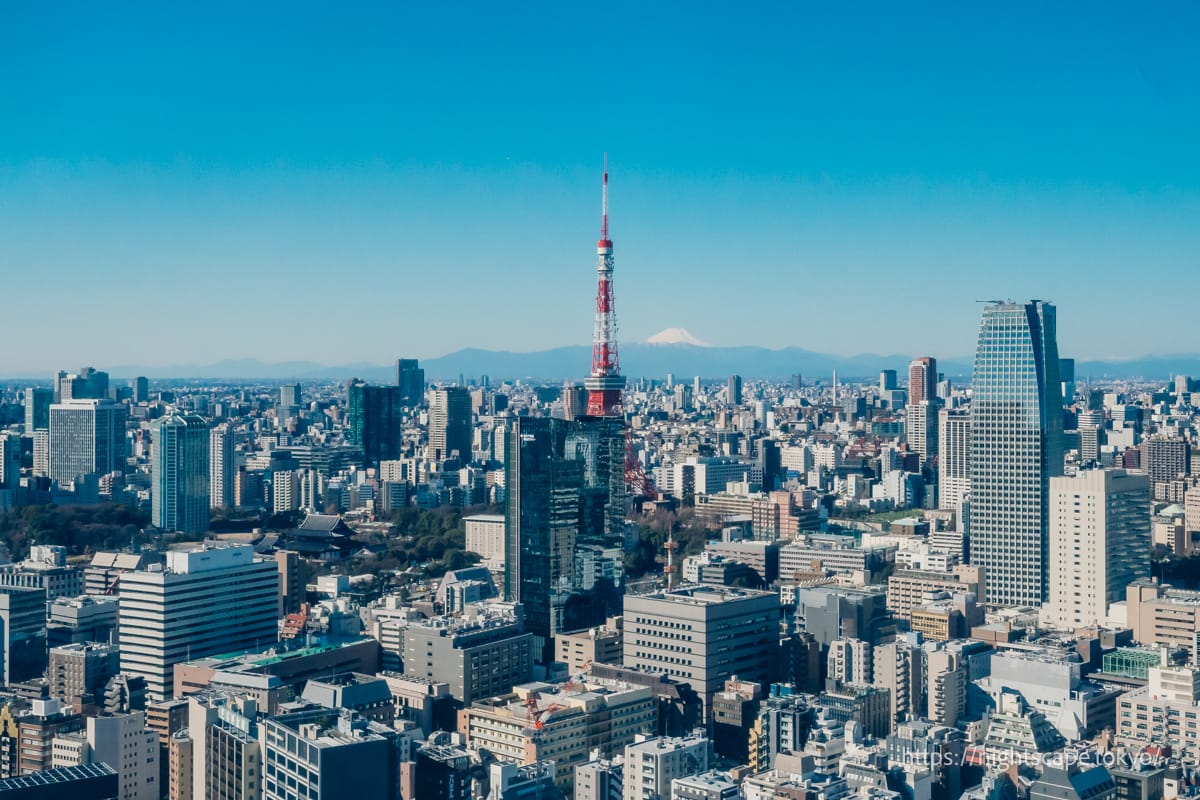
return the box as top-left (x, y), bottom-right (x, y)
top-left (969, 301), bottom-right (1064, 607)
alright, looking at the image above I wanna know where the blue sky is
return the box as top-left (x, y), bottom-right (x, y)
top-left (1, 2), bottom-right (1197, 372)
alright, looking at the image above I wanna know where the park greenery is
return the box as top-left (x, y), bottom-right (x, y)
top-left (624, 507), bottom-right (718, 579)
top-left (0, 504), bottom-right (151, 560)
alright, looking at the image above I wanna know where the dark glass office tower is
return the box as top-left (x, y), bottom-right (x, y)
top-left (396, 358), bottom-right (425, 407)
top-left (505, 416), bottom-right (625, 663)
top-left (347, 381), bottom-right (404, 467)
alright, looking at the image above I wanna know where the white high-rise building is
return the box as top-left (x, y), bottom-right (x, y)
top-left (1044, 469), bottom-right (1150, 630)
top-left (297, 469), bottom-right (320, 511)
top-left (906, 400), bottom-right (937, 466)
top-left (48, 399), bottom-right (128, 487)
top-left (87, 712), bottom-right (159, 800)
top-left (151, 414), bottom-right (210, 535)
top-left (938, 410), bottom-right (971, 512)
top-left (464, 513), bottom-right (506, 567)
top-left (272, 470), bottom-right (299, 513)
top-left (210, 424), bottom-right (235, 509)
top-left (118, 545), bottom-right (278, 701)
top-left (33, 429), bottom-right (50, 478)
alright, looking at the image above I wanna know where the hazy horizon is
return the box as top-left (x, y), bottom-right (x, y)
top-left (3, 3), bottom-right (1198, 372)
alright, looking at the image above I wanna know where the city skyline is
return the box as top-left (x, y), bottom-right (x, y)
top-left (3, 4), bottom-right (1199, 371)
top-left (3, 5), bottom-right (1200, 798)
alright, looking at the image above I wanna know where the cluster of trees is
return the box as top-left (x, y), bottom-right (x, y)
top-left (624, 508), bottom-right (716, 579)
top-left (0, 504), bottom-right (151, 559)
top-left (1154, 544), bottom-right (1200, 588)
top-left (385, 506), bottom-right (496, 577)
top-left (209, 508), bottom-right (302, 533)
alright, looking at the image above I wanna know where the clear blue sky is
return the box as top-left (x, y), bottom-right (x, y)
top-left (1, 2), bottom-right (1197, 372)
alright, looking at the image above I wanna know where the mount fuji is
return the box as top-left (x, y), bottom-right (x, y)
top-left (644, 328), bottom-right (712, 347)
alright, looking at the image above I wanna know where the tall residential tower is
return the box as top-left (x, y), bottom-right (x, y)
top-left (429, 387), bottom-right (472, 463)
top-left (908, 357), bottom-right (938, 407)
top-left (209, 424), bottom-right (235, 510)
top-left (151, 414), bottom-right (211, 534)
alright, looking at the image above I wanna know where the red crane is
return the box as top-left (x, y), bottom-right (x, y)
top-left (524, 692), bottom-right (566, 731)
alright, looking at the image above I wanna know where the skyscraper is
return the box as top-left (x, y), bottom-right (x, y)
top-left (908, 357), bottom-right (937, 406)
top-left (505, 417), bottom-right (584, 663)
top-left (132, 376), bottom-right (150, 404)
top-left (279, 383), bottom-right (301, 419)
top-left (727, 375), bottom-right (743, 406)
top-left (118, 545), bottom-right (278, 702)
top-left (969, 301), bottom-right (1064, 607)
top-left (23, 387), bottom-right (52, 434)
top-left (346, 381), bottom-right (404, 467)
top-left (1059, 358), bottom-right (1076, 405)
top-left (33, 430), bottom-right (49, 479)
top-left (906, 401), bottom-right (938, 467)
top-left (151, 414), bottom-right (210, 534)
top-left (0, 433), bottom-right (20, 492)
top-left (272, 470), bottom-right (299, 513)
top-left (48, 399), bottom-right (128, 487)
top-left (1044, 469), bottom-right (1149, 630)
top-left (209, 424), bottom-right (235, 510)
top-left (938, 409), bottom-right (971, 512)
top-left (504, 416), bottom-right (624, 663)
top-left (396, 358), bottom-right (425, 407)
top-left (1141, 435), bottom-right (1189, 486)
top-left (59, 367), bottom-right (109, 401)
top-left (429, 387), bottom-right (472, 463)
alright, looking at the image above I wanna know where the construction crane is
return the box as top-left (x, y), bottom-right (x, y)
top-left (524, 692), bottom-right (566, 800)
top-left (562, 661), bottom-right (592, 692)
top-left (532, 703), bottom-right (565, 730)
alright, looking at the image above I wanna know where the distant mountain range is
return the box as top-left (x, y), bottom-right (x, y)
top-left (16, 347), bottom-right (1197, 383)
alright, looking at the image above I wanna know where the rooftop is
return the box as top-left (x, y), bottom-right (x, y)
top-left (633, 584), bottom-right (776, 606)
top-left (0, 763), bottom-right (117, 790)
top-left (181, 636), bottom-right (376, 671)
top-left (463, 513), bottom-right (505, 523)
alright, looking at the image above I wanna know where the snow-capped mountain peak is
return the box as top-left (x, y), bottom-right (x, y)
top-left (644, 328), bottom-right (712, 347)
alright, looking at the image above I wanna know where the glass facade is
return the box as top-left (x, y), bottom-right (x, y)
top-left (505, 416), bottom-right (625, 663)
top-left (347, 382), bottom-right (404, 467)
top-left (152, 414), bottom-right (211, 534)
top-left (969, 301), bottom-right (1063, 607)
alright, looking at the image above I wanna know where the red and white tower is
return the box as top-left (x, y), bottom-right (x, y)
top-left (585, 155), bottom-right (626, 417)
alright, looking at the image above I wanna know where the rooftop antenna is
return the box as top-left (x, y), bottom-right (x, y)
top-left (601, 152), bottom-right (609, 242)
